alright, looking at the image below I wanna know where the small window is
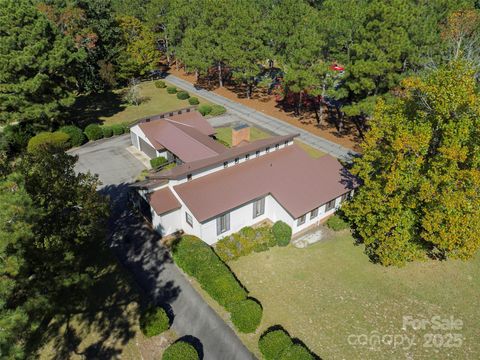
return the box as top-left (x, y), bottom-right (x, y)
top-left (284, 140), bottom-right (289, 146)
top-left (187, 174), bottom-right (192, 181)
top-left (256, 150), bottom-right (260, 157)
top-left (325, 199), bottom-right (336, 211)
top-left (252, 197), bottom-right (265, 218)
top-left (275, 144), bottom-right (279, 150)
top-left (224, 161), bottom-right (228, 168)
top-left (310, 208), bottom-right (318, 219)
top-left (297, 214), bottom-right (306, 226)
top-left (186, 212), bottom-right (193, 227)
top-left (235, 157), bottom-right (239, 164)
top-left (266, 146), bottom-right (270, 153)
top-left (245, 153), bottom-right (250, 160)
top-left (216, 213), bottom-right (230, 235)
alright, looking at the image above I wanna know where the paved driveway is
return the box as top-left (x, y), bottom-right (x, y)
top-left (70, 134), bottom-right (145, 187)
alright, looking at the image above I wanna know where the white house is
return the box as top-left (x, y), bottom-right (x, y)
top-left (131, 111), bottom-right (355, 245)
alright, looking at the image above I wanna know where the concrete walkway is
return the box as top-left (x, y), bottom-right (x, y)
top-left (165, 74), bottom-right (357, 161)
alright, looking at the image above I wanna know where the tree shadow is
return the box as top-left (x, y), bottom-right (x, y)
top-left (69, 91), bottom-right (126, 128)
top-left (176, 335), bottom-right (204, 360)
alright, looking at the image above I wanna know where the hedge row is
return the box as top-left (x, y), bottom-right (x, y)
top-left (259, 328), bottom-right (315, 360)
top-left (27, 131), bottom-right (70, 153)
top-left (215, 221), bottom-right (292, 262)
top-left (84, 123), bottom-right (130, 141)
top-left (172, 235), bottom-right (262, 333)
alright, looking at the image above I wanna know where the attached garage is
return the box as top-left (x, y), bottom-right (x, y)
top-left (139, 137), bottom-right (157, 159)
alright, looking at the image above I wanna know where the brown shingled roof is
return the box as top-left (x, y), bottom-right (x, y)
top-left (168, 111), bottom-right (216, 136)
top-left (174, 144), bottom-right (355, 222)
top-left (149, 187), bottom-right (181, 215)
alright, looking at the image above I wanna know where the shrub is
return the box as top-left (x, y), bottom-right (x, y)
top-left (111, 124), bottom-right (124, 136)
top-left (230, 299), bottom-right (263, 333)
top-left (272, 221), bottom-right (292, 247)
top-left (198, 104), bottom-right (212, 116)
top-left (27, 131), bottom-right (70, 153)
top-left (279, 344), bottom-right (314, 360)
top-left (150, 156), bottom-right (168, 169)
top-left (172, 236), bottom-right (247, 309)
top-left (84, 124), bottom-right (103, 141)
top-left (166, 86), bottom-right (177, 94)
top-left (162, 341), bottom-right (199, 360)
top-left (140, 306), bottom-right (170, 337)
top-left (176, 91), bottom-right (190, 100)
top-left (259, 329), bottom-right (293, 360)
top-left (209, 104), bottom-right (227, 116)
top-left (102, 126), bottom-right (113, 138)
top-left (188, 97), bottom-right (199, 105)
top-left (59, 125), bottom-right (85, 147)
top-left (155, 80), bottom-right (166, 88)
top-left (326, 214), bottom-right (350, 231)
top-left (122, 123), bottom-right (131, 133)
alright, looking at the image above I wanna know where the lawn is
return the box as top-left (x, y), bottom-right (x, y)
top-left (214, 126), bottom-right (325, 158)
top-left (227, 231), bottom-right (480, 359)
top-left (71, 80), bottom-right (211, 127)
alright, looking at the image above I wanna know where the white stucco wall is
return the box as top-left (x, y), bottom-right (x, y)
top-left (152, 208), bottom-right (182, 236)
top-left (130, 125), bottom-right (155, 150)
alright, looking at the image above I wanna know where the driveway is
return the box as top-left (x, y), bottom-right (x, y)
top-left (70, 138), bottom-right (255, 360)
top-left (70, 134), bottom-right (145, 187)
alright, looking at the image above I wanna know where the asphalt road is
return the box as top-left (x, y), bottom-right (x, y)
top-left (70, 137), bottom-right (255, 360)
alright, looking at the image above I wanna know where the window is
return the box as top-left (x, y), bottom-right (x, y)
top-left (256, 150), bottom-right (260, 157)
top-left (275, 144), bottom-right (279, 150)
top-left (245, 154), bottom-right (250, 160)
top-left (266, 146), bottom-right (270, 153)
top-left (310, 208), bottom-right (318, 219)
top-left (216, 213), bottom-right (230, 235)
top-left (284, 140), bottom-right (289, 146)
top-left (297, 214), bottom-right (306, 226)
top-left (187, 174), bottom-right (192, 181)
top-left (235, 157), bottom-right (239, 164)
top-left (252, 197), bottom-right (265, 218)
top-left (185, 212), bottom-right (193, 227)
top-left (325, 199), bottom-right (336, 211)
top-left (340, 193), bottom-right (348, 203)
top-left (224, 161), bottom-right (228, 168)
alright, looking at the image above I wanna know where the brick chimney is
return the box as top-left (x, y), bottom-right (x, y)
top-left (232, 123), bottom-right (250, 147)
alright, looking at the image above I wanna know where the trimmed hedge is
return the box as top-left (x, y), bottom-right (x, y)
top-left (198, 104), bottom-right (212, 116)
top-left (230, 299), bottom-right (262, 333)
top-left (102, 126), bottom-right (113, 138)
top-left (27, 131), bottom-right (70, 153)
top-left (259, 329), bottom-right (293, 360)
top-left (140, 306), bottom-right (170, 337)
top-left (166, 86), bottom-right (177, 94)
top-left (155, 80), bottom-right (166, 88)
top-left (188, 97), bottom-right (200, 105)
top-left (111, 124), bottom-right (124, 136)
top-left (59, 125), bottom-right (85, 147)
top-left (326, 214), bottom-right (350, 231)
top-left (176, 91), bottom-right (190, 100)
top-left (272, 221), bottom-right (292, 247)
top-left (84, 124), bottom-right (103, 141)
top-left (162, 341), bottom-right (199, 360)
top-left (210, 104), bottom-right (227, 116)
top-left (279, 344), bottom-right (314, 360)
top-left (150, 156), bottom-right (168, 169)
top-left (215, 226), bottom-right (275, 262)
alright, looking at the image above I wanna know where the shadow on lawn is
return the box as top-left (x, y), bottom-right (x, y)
top-left (69, 91), bottom-right (126, 128)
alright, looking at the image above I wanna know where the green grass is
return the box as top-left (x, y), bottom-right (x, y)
top-left (214, 126), bottom-right (325, 158)
top-left (228, 233), bottom-right (480, 359)
top-left (71, 81), bottom-right (211, 127)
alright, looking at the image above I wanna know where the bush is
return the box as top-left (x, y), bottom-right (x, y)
top-left (140, 306), bottom-right (170, 337)
top-left (102, 126), bottom-right (113, 138)
top-left (259, 329), bottom-right (293, 360)
top-left (279, 344), bottom-right (314, 360)
top-left (176, 91), bottom-right (190, 100)
top-left (150, 156), bottom-right (168, 169)
top-left (230, 299), bottom-right (263, 333)
top-left (198, 104), bottom-right (212, 116)
top-left (166, 86), bottom-right (177, 94)
top-left (326, 214), bottom-right (350, 231)
top-left (272, 221), bottom-right (292, 247)
top-left (122, 123), bottom-right (131, 133)
top-left (172, 236), bottom-right (247, 309)
top-left (84, 124), bottom-right (103, 141)
top-left (188, 97), bottom-right (199, 105)
top-left (209, 104), bottom-right (227, 116)
top-left (162, 341), bottom-right (199, 360)
top-left (111, 124), bottom-right (124, 136)
top-left (59, 125), bottom-right (85, 147)
top-left (155, 80), bottom-right (166, 88)
top-left (27, 131), bottom-right (70, 153)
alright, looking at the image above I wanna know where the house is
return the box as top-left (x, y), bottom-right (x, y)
top-left (131, 111), bottom-right (355, 245)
